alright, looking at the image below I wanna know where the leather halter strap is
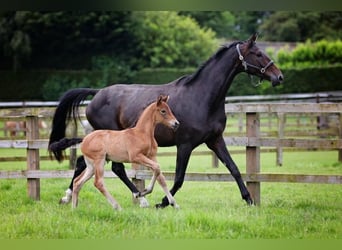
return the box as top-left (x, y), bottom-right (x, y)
top-left (236, 43), bottom-right (273, 74)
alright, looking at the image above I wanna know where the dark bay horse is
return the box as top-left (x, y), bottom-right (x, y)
top-left (49, 34), bottom-right (283, 208)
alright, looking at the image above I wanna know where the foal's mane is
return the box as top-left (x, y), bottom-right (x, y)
top-left (175, 41), bottom-right (242, 86)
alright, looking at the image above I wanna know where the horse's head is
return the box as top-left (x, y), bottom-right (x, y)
top-left (236, 33), bottom-right (284, 86)
top-left (156, 95), bottom-right (180, 131)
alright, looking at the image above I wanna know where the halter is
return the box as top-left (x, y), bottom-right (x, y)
top-left (236, 43), bottom-right (274, 74)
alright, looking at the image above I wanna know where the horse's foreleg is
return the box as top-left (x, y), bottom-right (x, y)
top-left (60, 156), bottom-right (87, 204)
top-left (206, 136), bottom-right (254, 205)
top-left (157, 144), bottom-right (193, 208)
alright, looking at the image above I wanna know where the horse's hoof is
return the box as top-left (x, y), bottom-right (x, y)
top-left (59, 189), bottom-right (72, 204)
top-left (155, 203), bottom-right (167, 209)
top-left (246, 197), bottom-right (255, 206)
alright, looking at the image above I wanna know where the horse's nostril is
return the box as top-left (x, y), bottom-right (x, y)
top-left (278, 74), bottom-right (284, 82)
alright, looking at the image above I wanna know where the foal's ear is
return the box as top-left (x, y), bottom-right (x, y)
top-left (157, 95), bottom-right (169, 105)
top-left (162, 95), bottom-right (169, 103)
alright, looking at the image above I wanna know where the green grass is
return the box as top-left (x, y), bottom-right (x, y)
top-left (0, 147), bottom-right (341, 239)
top-left (0, 178), bottom-right (341, 239)
top-left (0, 115), bottom-right (341, 239)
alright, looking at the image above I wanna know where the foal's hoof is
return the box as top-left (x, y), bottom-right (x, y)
top-left (138, 197), bottom-right (150, 208)
top-left (59, 198), bottom-right (70, 204)
top-left (171, 203), bottom-right (180, 209)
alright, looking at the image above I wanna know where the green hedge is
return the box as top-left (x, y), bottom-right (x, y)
top-left (133, 66), bottom-right (342, 96)
top-left (0, 65), bottom-right (341, 101)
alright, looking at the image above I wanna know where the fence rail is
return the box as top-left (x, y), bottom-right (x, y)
top-left (1, 99), bottom-right (342, 205)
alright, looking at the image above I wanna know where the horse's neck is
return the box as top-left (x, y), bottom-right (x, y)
top-left (134, 104), bottom-right (157, 139)
top-left (193, 47), bottom-right (241, 108)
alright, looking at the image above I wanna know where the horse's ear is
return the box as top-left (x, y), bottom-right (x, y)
top-left (247, 33), bottom-right (258, 48)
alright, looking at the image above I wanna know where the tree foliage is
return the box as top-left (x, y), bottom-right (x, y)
top-left (131, 11), bottom-right (217, 68)
top-left (0, 11), bottom-right (135, 70)
top-left (260, 11), bottom-right (342, 42)
top-left (276, 39), bottom-right (342, 67)
top-left (1, 11), bottom-right (341, 71)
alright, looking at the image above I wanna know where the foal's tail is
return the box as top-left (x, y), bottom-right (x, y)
top-left (49, 138), bottom-right (83, 161)
top-left (48, 88), bottom-right (99, 162)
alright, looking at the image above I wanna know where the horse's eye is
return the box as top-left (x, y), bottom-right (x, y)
top-left (160, 109), bottom-right (166, 115)
top-left (256, 52), bottom-right (262, 57)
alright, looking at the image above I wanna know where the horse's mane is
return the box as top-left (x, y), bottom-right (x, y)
top-left (175, 41), bottom-right (242, 86)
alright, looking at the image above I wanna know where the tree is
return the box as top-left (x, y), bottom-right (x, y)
top-left (179, 11), bottom-right (236, 38)
top-left (260, 11), bottom-right (342, 42)
top-left (131, 11), bottom-right (217, 68)
top-left (0, 11), bottom-right (135, 70)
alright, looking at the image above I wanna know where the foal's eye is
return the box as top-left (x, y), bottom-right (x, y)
top-left (160, 109), bottom-right (166, 115)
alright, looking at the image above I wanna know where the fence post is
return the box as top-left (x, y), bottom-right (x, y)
top-left (69, 123), bottom-right (77, 169)
top-left (212, 152), bottom-right (219, 168)
top-left (132, 164), bottom-right (146, 204)
top-left (26, 115), bottom-right (40, 200)
top-left (339, 113), bottom-right (342, 162)
top-left (246, 112), bottom-right (260, 205)
top-left (277, 113), bottom-right (285, 166)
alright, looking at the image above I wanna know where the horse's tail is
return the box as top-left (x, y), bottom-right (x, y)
top-left (48, 88), bottom-right (98, 162)
top-left (49, 138), bottom-right (83, 161)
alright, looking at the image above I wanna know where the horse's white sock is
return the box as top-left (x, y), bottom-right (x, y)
top-left (60, 188), bottom-right (72, 204)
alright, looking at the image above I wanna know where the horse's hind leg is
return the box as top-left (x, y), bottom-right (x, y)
top-left (94, 159), bottom-right (122, 211)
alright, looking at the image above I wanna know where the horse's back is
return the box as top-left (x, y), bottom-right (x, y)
top-left (86, 83), bottom-right (175, 131)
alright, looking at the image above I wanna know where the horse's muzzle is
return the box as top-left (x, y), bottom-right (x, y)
top-left (271, 74), bottom-right (284, 87)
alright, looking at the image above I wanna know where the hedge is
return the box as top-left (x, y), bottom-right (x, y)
top-left (0, 65), bottom-right (341, 101)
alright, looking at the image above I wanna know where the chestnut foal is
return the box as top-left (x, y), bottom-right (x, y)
top-left (72, 95), bottom-right (179, 210)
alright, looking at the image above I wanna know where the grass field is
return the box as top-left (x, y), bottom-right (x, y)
top-left (0, 146), bottom-right (341, 239)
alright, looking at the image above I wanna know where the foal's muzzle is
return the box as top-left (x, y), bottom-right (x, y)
top-left (171, 120), bottom-right (180, 131)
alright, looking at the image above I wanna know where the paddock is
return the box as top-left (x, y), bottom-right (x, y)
top-left (0, 95), bottom-right (341, 205)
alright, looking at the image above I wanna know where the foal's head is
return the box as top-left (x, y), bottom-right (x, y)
top-left (155, 95), bottom-right (179, 131)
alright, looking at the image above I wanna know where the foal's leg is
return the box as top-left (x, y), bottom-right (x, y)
top-left (135, 155), bottom-right (179, 209)
top-left (112, 162), bottom-right (149, 208)
top-left (135, 155), bottom-right (161, 196)
top-left (72, 160), bottom-right (95, 209)
top-left (93, 159), bottom-right (122, 211)
top-left (156, 173), bottom-right (179, 209)
top-left (60, 156), bottom-right (87, 204)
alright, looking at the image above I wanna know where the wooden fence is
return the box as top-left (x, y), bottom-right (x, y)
top-left (1, 101), bottom-right (342, 205)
